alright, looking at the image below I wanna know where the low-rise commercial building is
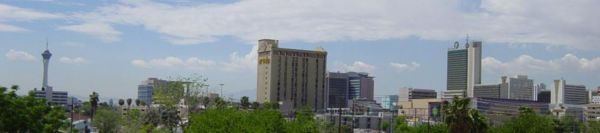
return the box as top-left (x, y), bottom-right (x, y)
top-left (473, 97), bottom-right (549, 125)
top-left (585, 104), bottom-right (600, 121)
top-left (397, 98), bottom-right (443, 122)
top-left (399, 88), bottom-right (437, 101)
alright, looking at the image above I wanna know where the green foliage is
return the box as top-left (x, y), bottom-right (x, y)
top-left (142, 108), bottom-right (161, 127)
top-left (393, 115), bottom-right (412, 132)
top-left (153, 80), bottom-right (185, 107)
top-left (0, 85), bottom-right (67, 132)
top-left (135, 99), bottom-right (140, 106)
top-left (393, 115), bottom-right (449, 133)
top-left (490, 107), bottom-right (555, 133)
top-left (89, 91), bottom-right (99, 121)
top-left (240, 96), bottom-right (250, 109)
top-left (251, 101), bottom-right (260, 109)
top-left (126, 98), bottom-right (132, 108)
top-left (443, 96), bottom-right (489, 133)
top-left (118, 99), bottom-right (124, 106)
top-left (587, 120), bottom-right (600, 133)
top-left (554, 115), bottom-right (583, 133)
top-left (186, 107), bottom-right (284, 132)
top-left (160, 106), bottom-right (181, 132)
top-left (186, 106), bottom-right (325, 133)
top-left (380, 121), bottom-right (389, 131)
top-left (122, 109), bottom-right (144, 133)
top-left (283, 107), bottom-right (319, 133)
top-left (92, 107), bottom-right (121, 133)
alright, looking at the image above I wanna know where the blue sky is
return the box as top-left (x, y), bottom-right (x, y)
top-left (0, 0), bottom-right (599, 101)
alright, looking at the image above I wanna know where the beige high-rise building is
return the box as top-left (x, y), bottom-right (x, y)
top-left (256, 39), bottom-right (327, 112)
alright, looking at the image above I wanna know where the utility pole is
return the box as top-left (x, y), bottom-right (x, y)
top-left (70, 97), bottom-right (73, 133)
top-left (338, 105), bottom-right (342, 133)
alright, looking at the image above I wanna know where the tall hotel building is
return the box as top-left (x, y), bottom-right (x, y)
top-left (445, 41), bottom-right (482, 98)
top-left (256, 39), bottom-right (327, 111)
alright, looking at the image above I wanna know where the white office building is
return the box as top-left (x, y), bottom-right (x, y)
top-left (445, 40), bottom-right (481, 98)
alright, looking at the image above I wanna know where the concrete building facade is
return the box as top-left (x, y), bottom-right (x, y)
top-left (551, 79), bottom-right (587, 105)
top-left (256, 39), bottom-right (327, 111)
top-left (534, 83), bottom-right (546, 101)
top-left (473, 75), bottom-right (534, 100)
top-left (585, 104), bottom-right (600, 121)
top-left (473, 97), bottom-right (549, 125)
top-left (445, 41), bottom-right (481, 98)
top-left (538, 91), bottom-right (551, 103)
top-left (508, 75), bottom-right (534, 100)
top-left (399, 88), bottom-right (437, 102)
top-left (325, 72), bottom-right (374, 108)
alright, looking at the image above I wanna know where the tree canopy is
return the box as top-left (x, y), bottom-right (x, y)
top-left (0, 85), bottom-right (67, 132)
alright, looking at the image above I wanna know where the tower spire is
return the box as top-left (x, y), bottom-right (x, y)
top-left (465, 34), bottom-right (470, 44)
top-left (45, 38), bottom-right (48, 50)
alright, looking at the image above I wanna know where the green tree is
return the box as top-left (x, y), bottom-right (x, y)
top-left (126, 98), bottom-right (132, 109)
top-left (554, 115), bottom-right (582, 133)
top-left (135, 99), bottom-right (140, 107)
top-left (122, 109), bottom-right (144, 132)
top-left (118, 99), bottom-right (124, 107)
top-left (283, 107), bottom-right (319, 133)
top-left (161, 106), bottom-right (181, 132)
top-left (443, 96), bottom-right (488, 133)
top-left (380, 121), bottom-right (390, 131)
top-left (143, 107), bottom-right (161, 127)
top-left (0, 85), bottom-right (67, 132)
top-left (392, 115), bottom-right (448, 133)
top-left (587, 120), bottom-right (600, 133)
top-left (240, 96), bottom-right (250, 109)
top-left (202, 97), bottom-right (210, 107)
top-left (251, 102), bottom-right (260, 109)
top-left (491, 107), bottom-right (555, 133)
top-left (185, 107), bottom-right (284, 132)
top-left (92, 107), bottom-right (121, 133)
top-left (393, 115), bottom-right (411, 132)
top-left (89, 91), bottom-right (99, 121)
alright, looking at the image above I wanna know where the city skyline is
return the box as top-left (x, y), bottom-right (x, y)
top-left (1, 0), bottom-right (599, 101)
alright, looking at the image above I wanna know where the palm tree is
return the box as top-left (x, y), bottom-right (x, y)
top-left (89, 92), bottom-right (99, 121)
top-left (443, 96), bottom-right (488, 133)
top-left (127, 98), bottom-right (132, 109)
top-left (135, 99), bottom-right (141, 107)
top-left (240, 96), bottom-right (250, 109)
top-left (118, 99), bottom-right (125, 107)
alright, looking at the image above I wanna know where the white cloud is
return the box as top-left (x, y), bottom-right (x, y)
top-left (131, 56), bottom-right (215, 70)
top-left (0, 23), bottom-right (27, 32)
top-left (482, 54), bottom-right (600, 75)
top-left (58, 23), bottom-right (121, 42)
top-left (390, 62), bottom-right (420, 72)
top-left (62, 0), bottom-right (600, 49)
top-left (221, 45), bottom-right (258, 72)
top-left (5, 49), bottom-right (35, 62)
top-left (333, 61), bottom-right (376, 74)
top-left (59, 57), bottom-right (87, 64)
top-left (0, 3), bottom-right (62, 32)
